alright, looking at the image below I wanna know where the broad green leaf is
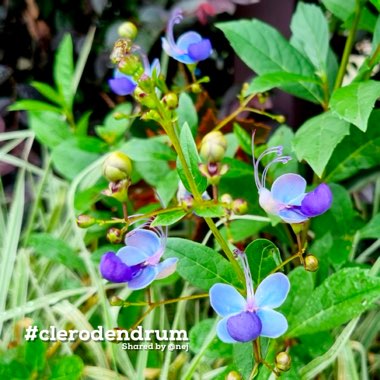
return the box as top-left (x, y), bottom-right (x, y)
top-left (24, 339), bottom-right (46, 372)
top-left (290, 2), bottom-right (329, 71)
top-left (122, 137), bottom-right (175, 161)
top-left (189, 319), bottom-right (232, 359)
top-left (54, 34), bottom-right (75, 109)
top-left (233, 343), bottom-right (253, 379)
top-left (28, 111), bottom-right (71, 149)
top-left (330, 80), bottom-right (380, 132)
top-left (28, 233), bottom-right (85, 272)
top-left (135, 161), bottom-right (171, 187)
top-left (8, 100), bottom-right (62, 114)
top-left (50, 355), bottom-right (84, 380)
top-left (287, 268), bottom-right (380, 337)
top-left (217, 19), bottom-right (323, 103)
top-left (176, 122), bottom-right (208, 194)
top-left (293, 111), bottom-right (350, 177)
top-left (373, 14), bottom-right (380, 48)
top-left (371, 0), bottom-right (380, 11)
top-left (245, 239), bottom-right (282, 284)
top-left (222, 157), bottom-right (253, 178)
top-left (76, 110), bottom-right (92, 136)
top-left (233, 123), bottom-right (252, 154)
top-left (150, 209), bottom-right (187, 227)
top-left (164, 238), bottom-right (241, 290)
top-left (193, 204), bottom-right (225, 218)
top-left (177, 93), bottom-right (198, 136)
top-left (220, 219), bottom-right (269, 243)
top-left (359, 213), bottom-right (380, 239)
top-left (155, 170), bottom-right (179, 207)
top-left (325, 112), bottom-right (380, 181)
top-left (247, 72), bottom-right (318, 95)
top-left (322, 0), bottom-right (355, 21)
top-left (31, 81), bottom-right (64, 106)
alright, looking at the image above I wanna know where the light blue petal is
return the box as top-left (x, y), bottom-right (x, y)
top-left (271, 174), bottom-right (306, 204)
top-left (128, 266), bottom-right (157, 290)
top-left (278, 208), bottom-right (308, 224)
top-left (149, 59), bottom-right (161, 76)
top-left (210, 284), bottom-right (246, 317)
top-left (216, 317), bottom-right (237, 343)
top-left (257, 309), bottom-right (288, 338)
top-left (116, 246), bottom-right (148, 266)
top-left (155, 258), bottom-right (178, 280)
top-left (254, 273), bottom-right (290, 309)
top-left (176, 31), bottom-right (202, 51)
top-left (125, 229), bottom-right (160, 256)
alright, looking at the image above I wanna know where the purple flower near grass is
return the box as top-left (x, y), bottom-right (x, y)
top-left (210, 249), bottom-right (290, 343)
top-left (252, 133), bottom-right (332, 224)
top-left (99, 224), bottom-right (177, 289)
top-left (161, 9), bottom-right (212, 64)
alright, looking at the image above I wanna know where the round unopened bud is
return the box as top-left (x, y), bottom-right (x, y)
top-left (304, 255), bottom-right (319, 272)
top-left (118, 21), bottom-right (138, 40)
top-left (76, 214), bottom-right (96, 228)
top-left (103, 152), bottom-right (132, 182)
top-left (107, 228), bottom-right (122, 244)
top-left (118, 54), bottom-right (142, 76)
top-left (190, 83), bottom-right (202, 93)
top-left (134, 87), bottom-right (157, 108)
top-left (162, 92), bottom-right (178, 109)
top-left (110, 39), bottom-right (133, 64)
top-left (232, 199), bottom-right (248, 215)
top-left (226, 371), bottom-right (242, 380)
top-left (200, 131), bottom-right (227, 163)
top-left (275, 352), bottom-right (291, 372)
top-left (221, 193), bottom-right (233, 205)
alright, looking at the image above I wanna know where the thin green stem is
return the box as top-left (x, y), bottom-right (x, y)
top-left (334, 0), bottom-right (363, 90)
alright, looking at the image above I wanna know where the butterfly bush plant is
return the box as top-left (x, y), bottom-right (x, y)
top-left (8, 1), bottom-right (380, 379)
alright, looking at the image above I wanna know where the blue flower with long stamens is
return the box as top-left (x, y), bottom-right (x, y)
top-left (210, 249), bottom-right (290, 343)
top-left (99, 224), bottom-right (177, 289)
top-left (252, 133), bottom-right (332, 224)
top-left (161, 9), bottom-right (212, 64)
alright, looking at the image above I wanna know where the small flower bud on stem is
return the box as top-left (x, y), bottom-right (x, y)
top-left (275, 351), bottom-right (292, 372)
top-left (304, 254), bottom-right (319, 272)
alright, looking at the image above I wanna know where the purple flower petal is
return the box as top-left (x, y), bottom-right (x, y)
top-left (226, 311), bottom-right (262, 342)
top-left (278, 208), bottom-right (309, 224)
top-left (271, 174), bottom-right (306, 204)
top-left (128, 266), bottom-right (157, 290)
top-left (125, 229), bottom-right (161, 257)
top-left (216, 317), bottom-right (237, 343)
top-left (176, 31), bottom-right (202, 51)
top-left (188, 39), bottom-right (212, 61)
top-left (256, 309), bottom-right (288, 338)
top-left (155, 258), bottom-right (178, 280)
top-left (210, 284), bottom-right (246, 317)
top-left (117, 246), bottom-right (148, 266)
top-left (108, 77), bottom-right (137, 96)
top-left (99, 252), bottom-right (135, 283)
top-left (300, 183), bottom-right (332, 217)
top-left (254, 273), bottom-right (290, 309)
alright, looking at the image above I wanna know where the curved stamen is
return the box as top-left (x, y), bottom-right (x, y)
top-left (234, 249), bottom-right (255, 310)
top-left (166, 9), bottom-right (185, 54)
top-left (261, 156), bottom-right (292, 187)
top-left (251, 131), bottom-right (262, 190)
top-left (256, 146), bottom-right (283, 165)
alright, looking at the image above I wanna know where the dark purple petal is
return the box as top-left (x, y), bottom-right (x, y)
top-left (108, 77), bottom-right (136, 96)
top-left (226, 311), bottom-right (262, 342)
top-left (188, 39), bottom-right (212, 62)
top-left (99, 252), bottom-right (135, 283)
top-left (300, 183), bottom-right (333, 217)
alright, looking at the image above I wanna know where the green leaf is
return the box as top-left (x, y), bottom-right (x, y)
top-left (287, 268), bottom-right (380, 337)
top-left (233, 343), bottom-right (253, 379)
top-left (217, 19), bottom-right (323, 103)
top-left (233, 123), bottom-right (252, 154)
top-left (245, 239), bottom-right (282, 284)
top-left (24, 339), bottom-right (46, 372)
top-left (8, 100), bottom-right (62, 114)
top-left (155, 170), bottom-right (179, 208)
top-left (28, 111), bottom-right (71, 149)
top-left (247, 72), bottom-right (318, 95)
top-left (193, 204), bottom-right (225, 218)
top-left (31, 81), bottom-right (64, 106)
top-left (371, 0), bottom-right (380, 11)
top-left (189, 319), bottom-right (232, 359)
top-left (76, 110), bottom-right (92, 136)
top-left (150, 209), bottom-right (187, 227)
top-left (223, 157), bottom-right (253, 178)
top-left (54, 34), bottom-right (75, 109)
top-left (134, 161), bottom-right (171, 187)
top-left (177, 93), bottom-right (198, 136)
top-left (290, 2), bottom-right (329, 71)
top-left (220, 219), bottom-right (269, 243)
top-left (176, 122), bottom-right (208, 194)
top-left (164, 238), bottom-right (241, 290)
top-left (322, 0), bottom-right (355, 21)
top-left (293, 111), bottom-right (350, 177)
top-left (121, 137), bottom-right (175, 161)
top-left (28, 233), bottom-right (85, 272)
top-left (359, 213), bottom-right (380, 239)
top-left (330, 80), bottom-right (380, 132)
top-left (50, 355), bottom-right (84, 380)
top-left (325, 111), bottom-right (380, 181)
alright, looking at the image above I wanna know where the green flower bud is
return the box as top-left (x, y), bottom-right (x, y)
top-left (103, 152), bottom-right (133, 182)
top-left (221, 193), bottom-right (233, 205)
top-left (103, 179), bottom-right (130, 203)
top-left (134, 87), bottom-right (157, 108)
top-left (162, 92), bottom-right (178, 110)
top-left (107, 228), bottom-right (122, 244)
top-left (190, 83), bottom-right (202, 93)
top-left (232, 199), bottom-right (248, 215)
top-left (110, 38), bottom-right (133, 64)
top-left (118, 54), bottom-right (143, 76)
top-left (76, 214), bottom-right (96, 228)
top-left (226, 371), bottom-right (242, 380)
top-left (304, 254), bottom-right (319, 272)
top-left (275, 352), bottom-right (291, 372)
top-left (200, 131), bottom-right (227, 163)
top-left (141, 109), bottom-right (161, 122)
top-left (118, 21), bottom-right (138, 40)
